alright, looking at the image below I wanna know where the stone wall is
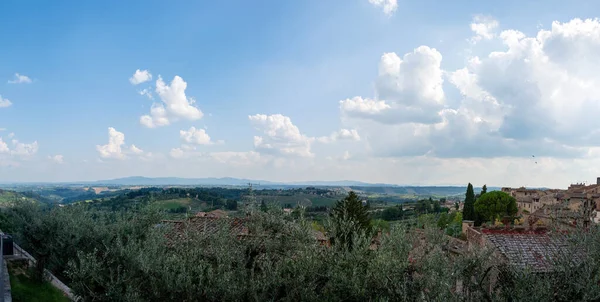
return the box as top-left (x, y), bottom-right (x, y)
top-left (2, 260), bottom-right (11, 302)
top-left (12, 243), bottom-right (79, 301)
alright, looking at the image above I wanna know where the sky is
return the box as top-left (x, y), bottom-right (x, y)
top-left (2, 0), bottom-right (600, 188)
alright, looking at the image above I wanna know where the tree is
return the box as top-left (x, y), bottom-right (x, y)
top-left (454, 202), bottom-right (459, 211)
top-left (330, 191), bottom-right (371, 233)
top-left (225, 199), bottom-right (238, 211)
top-left (462, 183), bottom-right (476, 221)
top-left (433, 200), bottom-right (441, 213)
top-left (474, 191), bottom-right (518, 224)
top-left (381, 206), bottom-right (402, 221)
top-left (416, 199), bottom-right (432, 214)
top-left (437, 212), bottom-right (449, 229)
top-left (481, 184), bottom-right (487, 195)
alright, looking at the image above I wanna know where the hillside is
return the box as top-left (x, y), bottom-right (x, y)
top-left (0, 189), bottom-right (40, 206)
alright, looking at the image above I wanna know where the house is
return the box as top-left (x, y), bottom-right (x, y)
top-left (463, 223), bottom-right (577, 273)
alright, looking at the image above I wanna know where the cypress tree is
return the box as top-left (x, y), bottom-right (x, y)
top-left (481, 184), bottom-right (487, 195)
top-left (463, 183), bottom-right (476, 220)
top-left (331, 191), bottom-right (371, 232)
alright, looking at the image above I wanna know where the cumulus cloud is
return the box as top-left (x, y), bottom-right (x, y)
top-left (140, 76), bottom-right (204, 128)
top-left (368, 0), bottom-right (398, 16)
top-left (470, 15), bottom-right (499, 43)
top-left (180, 127), bottom-right (213, 145)
top-left (249, 114), bottom-right (315, 157)
top-left (96, 127), bottom-right (147, 160)
top-left (340, 46), bottom-right (445, 125)
top-left (10, 139), bottom-right (39, 157)
top-left (338, 17), bottom-right (600, 160)
top-left (0, 138), bottom-right (8, 154)
top-left (0, 134), bottom-right (39, 159)
top-left (48, 155), bottom-right (64, 164)
top-left (8, 73), bottom-right (32, 84)
top-left (169, 148), bottom-right (185, 159)
top-left (138, 88), bottom-right (153, 99)
top-left (130, 145), bottom-right (144, 155)
top-left (0, 96), bottom-right (12, 108)
top-left (129, 69), bottom-right (152, 85)
top-left (317, 129), bottom-right (361, 143)
top-left (96, 127), bottom-right (126, 160)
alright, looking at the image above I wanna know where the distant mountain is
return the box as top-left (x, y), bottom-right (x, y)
top-left (89, 177), bottom-right (396, 187)
top-left (91, 176), bottom-right (278, 186)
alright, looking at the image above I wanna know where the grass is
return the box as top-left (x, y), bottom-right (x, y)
top-left (8, 262), bottom-right (70, 302)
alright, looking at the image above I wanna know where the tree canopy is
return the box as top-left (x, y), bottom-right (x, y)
top-left (330, 191), bottom-right (371, 232)
top-left (474, 191), bottom-right (518, 223)
top-left (462, 183), bottom-right (476, 221)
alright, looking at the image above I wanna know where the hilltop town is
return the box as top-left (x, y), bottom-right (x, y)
top-left (501, 177), bottom-right (600, 229)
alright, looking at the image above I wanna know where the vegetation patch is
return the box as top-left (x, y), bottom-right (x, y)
top-left (8, 261), bottom-right (70, 302)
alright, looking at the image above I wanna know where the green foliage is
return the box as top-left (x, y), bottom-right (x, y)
top-left (437, 212), bottom-right (449, 229)
top-left (225, 199), bottom-right (238, 210)
top-left (6, 193), bottom-right (600, 301)
top-left (8, 262), bottom-right (70, 302)
top-left (381, 205), bottom-right (403, 221)
top-left (474, 191), bottom-right (518, 223)
top-left (417, 214), bottom-right (436, 228)
top-left (329, 192), bottom-right (372, 251)
top-left (370, 219), bottom-right (390, 232)
top-left (462, 183), bottom-right (476, 221)
top-left (481, 184), bottom-right (487, 195)
top-left (330, 191), bottom-right (371, 233)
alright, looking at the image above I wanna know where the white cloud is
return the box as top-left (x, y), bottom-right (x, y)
top-left (8, 73), bottom-right (32, 84)
top-left (129, 69), bottom-right (152, 85)
top-left (317, 129), bottom-right (361, 143)
top-left (169, 148), bottom-right (185, 159)
top-left (340, 47), bottom-right (445, 125)
top-left (368, 0), bottom-right (398, 16)
top-left (10, 139), bottom-right (39, 157)
top-left (470, 15), bottom-right (499, 43)
top-left (338, 17), bottom-right (600, 161)
top-left (130, 144), bottom-right (144, 155)
top-left (0, 96), bottom-right (12, 108)
top-left (249, 114), bottom-right (314, 157)
top-left (140, 76), bottom-right (204, 128)
top-left (138, 88), bottom-right (153, 99)
top-left (7, 133), bottom-right (15, 139)
top-left (96, 127), bottom-right (126, 160)
top-left (180, 126), bottom-right (213, 145)
top-left (0, 138), bottom-right (8, 154)
top-left (48, 155), bottom-right (64, 164)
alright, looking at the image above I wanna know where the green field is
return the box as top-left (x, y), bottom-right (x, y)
top-left (8, 262), bottom-right (70, 302)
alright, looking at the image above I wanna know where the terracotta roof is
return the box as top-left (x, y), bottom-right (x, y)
top-left (484, 231), bottom-right (573, 272)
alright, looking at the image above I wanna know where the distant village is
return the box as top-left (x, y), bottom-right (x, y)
top-left (502, 177), bottom-right (600, 228)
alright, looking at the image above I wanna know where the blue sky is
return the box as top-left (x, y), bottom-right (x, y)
top-left (2, 0), bottom-right (600, 188)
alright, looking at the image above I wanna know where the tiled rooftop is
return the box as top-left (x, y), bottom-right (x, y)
top-left (484, 231), bottom-right (572, 272)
